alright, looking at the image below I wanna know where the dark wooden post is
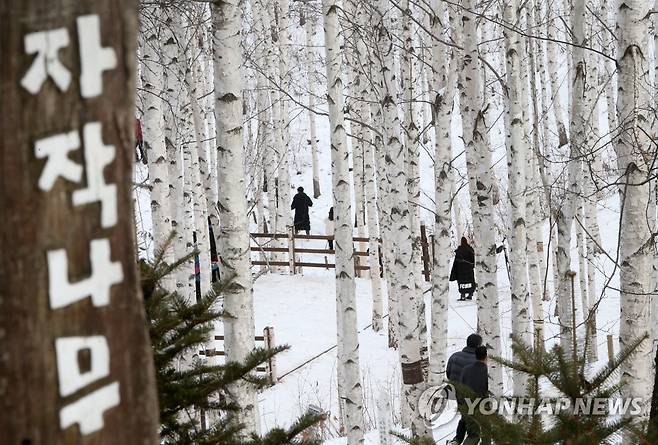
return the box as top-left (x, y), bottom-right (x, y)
top-left (420, 225), bottom-right (431, 282)
top-left (0, 2), bottom-right (159, 443)
top-left (263, 326), bottom-right (277, 382)
top-left (354, 248), bottom-right (362, 278)
top-left (288, 226), bottom-right (296, 274)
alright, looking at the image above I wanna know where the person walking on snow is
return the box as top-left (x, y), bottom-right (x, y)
top-left (450, 236), bottom-right (476, 301)
top-left (291, 186), bottom-right (313, 235)
top-left (459, 345), bottom-right (490, 445)
top-left (446, 334), bottom-right (482, 445)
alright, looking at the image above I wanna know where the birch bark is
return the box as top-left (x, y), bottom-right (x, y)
top-left (369, 66), bottom-right (396, 344)
top-left (304, 8), bottom-right (321, 199)
top-left (212, 0), bottom-right (260, 433)
top-left (370, 9), bottom-right (398, 350)
top-left (555, 0), bottom-right (586, 357)
top-left (375, 0), bottom-right (431, 434)
top-left (351, 4), bottom-right (384, 331)
top-left (503, 0), bottom-right (532, 394)
top-left (401, 0), bottom-right (428, 374)
top-left (546, 1), bottom-right (570, 302)
top-left (162, 12), bottom-right (195, 302)
top-left (322, 1), bottom-right (366, 442)
top-left (615, 0), bottom-right (654, 434)
top-left (428, 0), bottom-right (454, 387)
top-left (344, 0), bottom-right (368, 254)
top-left (458, 0), bottom-right (503, 394)
top-left (188, 66), bottom-right (212, 296)
top-left (139, 12), bottom-right (174, 292)
top-left (195, 41), bottom-right (221, 251)
top-left (526, 6), bottom-right (546, 345)
top-left (275, 0), bottom-right (293, 231)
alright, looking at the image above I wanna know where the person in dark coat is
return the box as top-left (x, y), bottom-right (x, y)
top-left (291, 187), bottom-right (313, 234)
top-left (326, 207), bottom-right (335, 250)
top-left (460, 346), bottom-right (490, 445)
top-left (450, 236), bottom-right (476, 301)
top-left (446, 334), bottom-right (482, 445)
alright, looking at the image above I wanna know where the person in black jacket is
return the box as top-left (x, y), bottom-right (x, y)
top-left (460, 346), bottom-right (490, 445)
top-left (291, 187), bottom-right (313, 235)
top-left (450, 237), bottom-right (476, 301)
top-left (446, 334), bottom-right (482, 445)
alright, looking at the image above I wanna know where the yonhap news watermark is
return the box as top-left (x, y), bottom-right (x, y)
top-left (418, 384), bottom-right (645, 428)
top-left (459, 395), bottom-right (644, 416)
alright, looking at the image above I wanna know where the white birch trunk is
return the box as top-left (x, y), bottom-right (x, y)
top-left (139, 12), bottom-right (175, 292)
top-left (196, 45), bottom-right (220, 250)
top-left (255, 0), bottom-right (283, 269)
top-left (525, 6), bottom-right (546, 345)
top-left (428, 0), bottom-right (454, 387)
top-left (616, 0), bottom-right (653, 434)
top-left (322, 1), bottom-right (366, 442)
top-left (555, 0), bottom-right (586, 358)
top-left (304, 9), bottom-right (321, 199)
top-left (212, 0), bottom-right (260, 434)
top-left (458, 0), bottom-right (503, 395)
top-left (546, 1), bottom-right (570, 304)
top-left (343, 0), bottom-right (367, 256)
top-left (503, 0), bottom-right (531, 395)
top-left (350, 3), bottom-right (384, 331)
top-left (526, 153), bottom-right (545, 349)
top-left (365, 137), bottom-right (384, 333)
top-left (401, 0), bottom-right (428, 375)
top-left (533, 0), bottom-right (554, 216)
top-left (370, 83), bottom-right (396, 344)
top-left (174, 16), bottom-right (198, 303)
top-left (188, 67), bottom-right (212, 297)
top-left (162, 12), bottom-right (195, 301)
top-left (369, 15), bottom-right (398, 351)
top-left (275, 0), bottom-right (293, 232)
top-left (375, 0), bottom-right (430, 435)
top-left (583, 43), bottom-right (602, 363)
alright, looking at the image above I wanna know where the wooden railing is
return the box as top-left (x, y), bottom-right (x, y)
top-left (250, 228), bottom-right (372, 276)
top-left (198, 326), bottom-right (277, 383)
top-left (250, 225), bottom-right (434, 281)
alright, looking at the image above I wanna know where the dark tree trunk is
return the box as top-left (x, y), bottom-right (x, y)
top-left (0, 1), bottom-right (159, 443)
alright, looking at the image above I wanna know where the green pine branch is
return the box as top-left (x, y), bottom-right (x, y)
top-left (141, 237), bottom-right (322, 444)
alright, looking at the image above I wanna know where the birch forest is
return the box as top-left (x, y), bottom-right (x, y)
top-left (3, 0), bottom-right (658, 443)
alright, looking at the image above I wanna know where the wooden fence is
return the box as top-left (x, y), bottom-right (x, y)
top-left (198, 326), bottom-right (277, 383)
top-left (250, 225), bottom-right (434, 281)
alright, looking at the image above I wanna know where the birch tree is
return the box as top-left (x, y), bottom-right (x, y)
top-left (140, 9), bottom-right (174, 292)
top-left (347, 2), bottom-right (385, 331)
top-left (428, 0), bottom-right (454, 387)
top-left (304, 7), bottom-right (322, 199)
top-left (503, 0), bottom-right (532, 395)
top-left (368, 11), bottom-right (399, 348)
top-left (615, 0), bottom-right (654, 435)
top-left (212, 0), bottom-right (260, 434)
top-left (458, 0), bottom-right (504, 394)
top-left (556, 0), bottom-right (586, 358)
top-left (162, 11), bottom-right (196, 301)
top-left (274, 0), bottom-right (293, 231)
top-left (401, 0), bottom-right (428, 369)
top-left (188, 65), bottom-right (212, 297)
top-left (374, 0), bottom-right (431, 434)
top-left (322, 0), bottom-right (366, 442)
